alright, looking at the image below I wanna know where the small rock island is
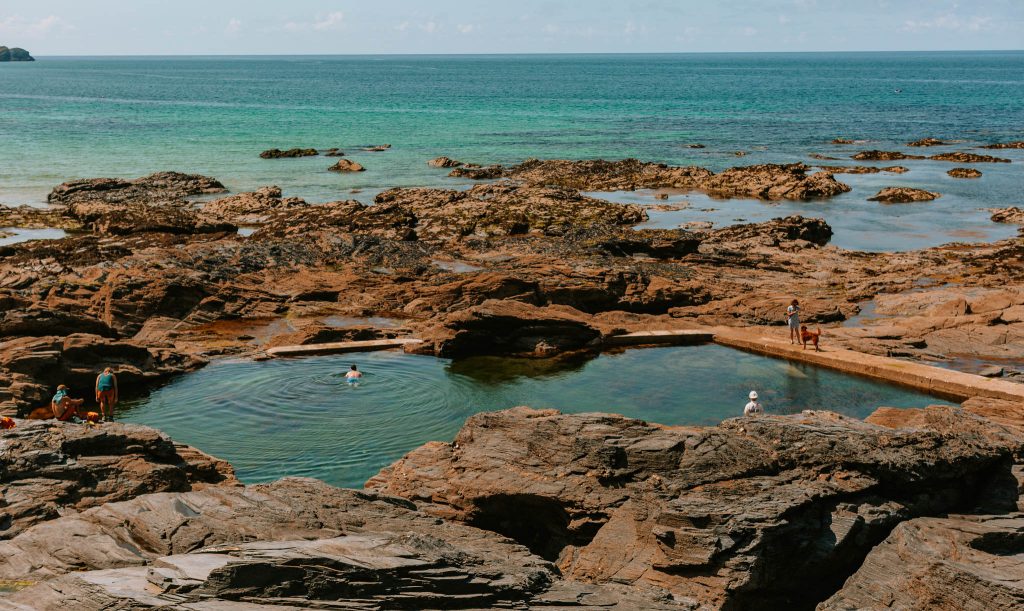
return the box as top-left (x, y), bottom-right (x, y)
top-left (0, 45), bottom-right (34, 61)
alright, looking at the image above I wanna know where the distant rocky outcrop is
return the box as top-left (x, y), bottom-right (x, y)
top-left (0, 46), bottom-right (34, 61)
top-left (831, 137), bottom-right (855, 144)
top-left (328, 159), bottom-right (365, 172)
top-left (259, 147), bottom-right (318, 159)
top-left (990, 207), bottom-right (1024, 225)
top-left (948, 167), bottom-right (983, 179)
top-left (868, 187), bottom-right (940, 203)
top-left (815, 164), bottom-right (908, 174)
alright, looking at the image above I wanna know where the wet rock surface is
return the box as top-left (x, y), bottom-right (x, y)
top-left (259, 147), bottom-right (318, 158)
top-left (948, 167), bottom-right (983, 178)
top-left (47, 172), bottom-right (226, 206)
top-left (983, 141), bottom-right (1024, 149)
top-left (990, 207), bottom-right (1024, 225)
top-left (328, 158), bottom-right (366, 172)
top-left (907, 137), bottom-right (949, 147)
top-left (929, 151), bottom-right (1011, 163)
top-left (851, 150), bottom-right (924, 161)
top-left (868, 187), bottom-right (940, 203)
top-left (368, 406), bottom-right (1021, 610)
top-left (816, 165), bottom-right (908, 174)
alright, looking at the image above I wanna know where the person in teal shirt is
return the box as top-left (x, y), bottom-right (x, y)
top-left (95, 367), bottom-right (119, 422)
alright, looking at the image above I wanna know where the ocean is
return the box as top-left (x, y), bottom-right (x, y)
top-left (1, 52), bottom-right (1022, 250)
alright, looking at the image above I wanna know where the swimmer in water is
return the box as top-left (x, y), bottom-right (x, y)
top-left (345, 364), bottom-right (363, 384)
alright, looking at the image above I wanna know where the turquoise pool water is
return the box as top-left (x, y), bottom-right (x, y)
top-left (119, 345), bottom-right (951, 488)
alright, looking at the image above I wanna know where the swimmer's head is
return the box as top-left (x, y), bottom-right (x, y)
top-left (350, 364), bottom-right (358, 370)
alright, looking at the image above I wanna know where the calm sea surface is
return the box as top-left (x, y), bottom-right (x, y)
top-left (1, 52), bottom-right (1022, 250)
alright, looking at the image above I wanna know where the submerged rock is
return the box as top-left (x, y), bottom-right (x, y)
top-left (982, 141), bottom-right (1024, 149)
top-left (368, 406), bottom-right (1020, 610)
top-left (948, 167), bottom-right (983, 179)
top-left (259, 147), bottom-right (318, 158)
top-left (907, 137), bottom-right (949, 147)
top-left (323, 147), bottom-right (346, 156)
top-left (819, 514), bottom-right (1024, 610)
top-left (328, 159), bottom-right (366, 172)
top-left (449, 163), bottom-right (505, 179)
top-left (428, 155), bottom-right (463, 168)
top-left (990, 207), bottom-right (1024, 225)
top-left (868, 187), bottom-right (940, 203)
top-left (817, 165), bottom-right (908, 174)
top-left (929, 152), bottom-right (1011, 163)
top-left (831, 138), bottom-right (855, 144)
top-left (363, 144), bottom-right (392, 151)
top-left (851, 150), bottom-right (925, 161)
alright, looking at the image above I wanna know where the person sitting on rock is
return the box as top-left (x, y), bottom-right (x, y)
top-left (744, 391), bottom-right (764, 416)
top-left (800, 325), bottom-right (823, 352)
top-left (51, 385), bottom-right (85, 422)
top-left (786, 299), bottom-right (801, 344)
top-left (95, 367), bottom-right (119, 422)
top-left (345, 364), bottom-right (363, 385)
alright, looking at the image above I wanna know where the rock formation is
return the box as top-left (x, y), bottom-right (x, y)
top-left (867, 187), bottom-right (940, 203)
top-left (259, 148), bottom-right (319, 158)
top-left (929, 152), bottom-right (1011, 163)
top-left (851, 150), bottom-right (925, 161)
top-left (831, 138), bottom-right (855, 144)
top-left (0, 419), bottom-right (235, 539)
top-left (428, 156), bottom-right (464, 168)
top-left (948, 167), bottom-right (983, 178)
top-left (199, 186), bottom-right (306, 225)
top-left (0, 46), bottom-right (33, 61)
top-left (47, 172), bottom-right (226, 206)
top-left (368, 406), bottom-right (1020, 610)
top-left (990, 207), bottom-right (1024, 225)
top-left (982, 141), bottom-right (1024, 149)
top-left (819, 514), bottom-right (1024, 610)
top-left (816, 165), bottom-right (908, 174)
top-left (328, 159), bottom-right (366, 172)
top-left (907, 137), bottom-right (948, 147)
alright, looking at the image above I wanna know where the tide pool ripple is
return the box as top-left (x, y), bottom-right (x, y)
top-left (120, 346), bottom-right (951, 488)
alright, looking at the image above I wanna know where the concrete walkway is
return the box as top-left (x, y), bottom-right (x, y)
top-left (711, 326), bottom-right (1024, 403)
top-left (265, 338), bottom-right (424, 358)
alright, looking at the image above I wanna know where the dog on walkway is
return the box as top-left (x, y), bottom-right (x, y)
top-left (800, 325), bottom-right (823, 352)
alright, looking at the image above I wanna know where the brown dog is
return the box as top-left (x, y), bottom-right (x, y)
top-left (800, 325), bottom-right (822, 351)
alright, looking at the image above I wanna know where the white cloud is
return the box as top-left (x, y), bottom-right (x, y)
top-left (742, 26), bottom-right (758, 36)
top-left (902, 13), bottom-right (993, 32)
top-left (0, 14), bottom-right (73, 38)
top-left (419, 21), bottom-right (439, 34)
top-left (313, 12), bottom-right (344, 31)
top-left (226, 18), bottom-right (242, 35)
top-left (624, 20), bottom-right (638, 35)
top-left (394, 21), bottom-right (410, 32)
top-left (457, 24), bottom-right (475, 34)
top-left (282, 11), bottom-right (345, 33)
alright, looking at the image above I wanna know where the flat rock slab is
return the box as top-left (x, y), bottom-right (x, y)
top-left (603, 329), bottom-right (714, 346)
top-left (265, 337), bottom-right (424, 357)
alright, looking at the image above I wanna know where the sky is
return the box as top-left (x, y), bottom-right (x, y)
top-left (1, 0), bottom-right (1022, 55)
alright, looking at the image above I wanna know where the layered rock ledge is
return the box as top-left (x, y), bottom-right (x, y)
top-left (367, 405), bottom-right (1021, 609)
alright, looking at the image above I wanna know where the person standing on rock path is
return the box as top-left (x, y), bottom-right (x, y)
top-left (786, 299), bottom-right (801, 344)
top-left (95, 367), bottom-right (119, 422)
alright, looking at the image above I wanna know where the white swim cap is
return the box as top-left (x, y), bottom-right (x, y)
top-left (749, 391), bottom-right (758, 400)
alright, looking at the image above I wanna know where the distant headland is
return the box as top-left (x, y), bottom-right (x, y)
top-left (0, 46), bottom-right (34, 61)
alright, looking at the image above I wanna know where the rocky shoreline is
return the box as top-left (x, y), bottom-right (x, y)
top-left (0, 152), bottom-right (1022, 606)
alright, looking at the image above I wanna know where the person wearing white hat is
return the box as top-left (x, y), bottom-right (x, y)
top-left (744, 391), bottom-right (764, 416)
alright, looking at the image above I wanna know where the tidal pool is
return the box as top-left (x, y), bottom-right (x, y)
top-left (120, 345), bottom-right (951, 488)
